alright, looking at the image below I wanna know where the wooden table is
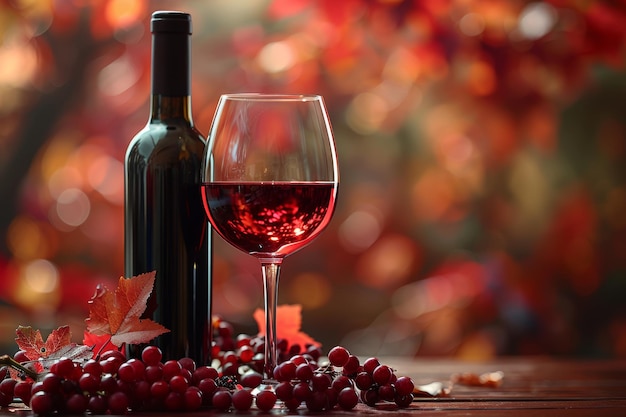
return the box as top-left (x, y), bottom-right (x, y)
top-left (4, 357), bottom-right (626, 416)
top-left (385, 356), bottom-right (626, 416)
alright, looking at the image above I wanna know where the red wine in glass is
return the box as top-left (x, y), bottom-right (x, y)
top-left (202, 181), bottom-right (336, 257)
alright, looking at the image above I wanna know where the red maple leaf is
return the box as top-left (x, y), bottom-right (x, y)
top-left (253, 304), bottom-right (321, 349)
top-left (15, 325), bottom-right (93, 372)
top-left (84, 271), bottom-right (169, 348)
top-left (15, 325), bottom-right (71, 361)
top-left (82, 331), bottom-right (118, 356)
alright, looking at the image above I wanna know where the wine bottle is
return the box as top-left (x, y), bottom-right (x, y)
top-left (124, 11), bottom-right (212, 364)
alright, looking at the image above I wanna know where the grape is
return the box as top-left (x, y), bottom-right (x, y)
top-left (343, 354), bottom-right (360, 375)
top-left (82, 359), bottom-right (103, 377)
top-left (183, 386), bottom-right (203, 411)
top-left (331, 374), bottom-right (352, 392)
top-left (0, 378), bottom-right (17, 397)
top-left (274, 360), bottom-right (296, 382)
top-left (178, 357), bottom-right (196, 372)
top-left (284, 397), bottom-right (301, 412)
top-left (50, 357), bottom-right (74, 379)
top-left (295, 363), bottom-right (314, 382)
top-left (305, 390), bottom-right (328, 412)
top-left (30, 381), bottom-right (44, 396)
top-left (164, 392), bottom-right (183, 411)
top-left (236, 334), bottom-right (252, 348)
top-left (127, 358), bottom-right (146, 378)
top-left (150, 380), bottom-right (170, 398)
top-left (41, 373), bottom-right (63, 393)
top-left (238, 345), bottom-right (254, 363)
top-left (327, 346), bottom-right (350, 367)
top-left (14, 350), bottom-right (29, 363)
top-left (171, 375), bottom-right (190, 394)
top-left (355, 371), bottom-right (373, 390)
top-left (78, 373), bottom-right (99, 393)
top-left (101, 357), bottom-right (122, 374)
top-left (361, 388), bottom-right (379, 407)
top-left (87, 394), bottom-right (107, 414)
top-left (221, 361), bottom-right (238, 376)
top-left (134, 380), bottom-right (151, 402)
top-left (197, 378), bottom-right (217, 398)
top-left (293, 354), bottom-right (311, 366)
top-left (221, 351), bottom-right (238, 365)
top-left (311, 373), bottom-right (331, 391)
top-left (378, 383), bottom-right (395, 401)
top-left (217, 320), bottom-right (234, 339)
top-left (0, 392), bottom-right (12, 408)
top-left (14, 380), bottom-right (33, 404)
top-left (141, 346), bottom-right (162, 365)
top-left (337, 386), bottom-right (359, 410)
top-left (192, 365), bottom-right (218, 384)
top-left (372, 364), bottom-right (393, 385)
top-left (108, 391), bottom-right (129, 414)
top-left (100, 349), bottom-right (125, 362)
top-left (66, 393), bottom-right (87, 414)
top-left (145, 364), bottom-right (163, 383)
top-left (293, 381), bottom-right (312, 401)
top-left (363, 357), bottom-right (380, 375)
top-left (99, 374), bottom-right (117, 394)
top-left (211, 390), bottom-right (232, 411)
top-left (162, 360), bottom-right (182, 381)
top-left (395, 375), bottom-right (415, 396)
top-left (240, 370), bottom-right (262, 388)
top-left (30, 391), bottom-right (54, 415)
top-left (231, 389), bottom-right (253, 411)
top-left (117, 362), bottom-right (137, 382)
top-left (395, 393), bottom-right (414, 408)
top-left (115, 381), bottom-right (132, 399)
top-left (255, 389), bottom-right (277, 411)
top-left (325, 387), bottom-right (338, 409)
top-left (275, 381), bottom-right (294, 401)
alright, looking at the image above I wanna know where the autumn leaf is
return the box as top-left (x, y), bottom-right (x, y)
top-left (85, 271), bottom-right (169, 347)
top-left (16, 325), bottom-right (71, 361)
top-left (253, 304), bottom-right (321, 349)
top-left (82, 331), bottom-right (118, 356)
top-left (15, 325), bottom-right (93, 372)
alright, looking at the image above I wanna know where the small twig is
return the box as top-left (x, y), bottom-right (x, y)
top-left (0, 354), bottom-right (39, 380)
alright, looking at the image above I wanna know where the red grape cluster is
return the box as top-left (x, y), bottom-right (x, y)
top-left (1, 347), bottom-right (215, 415)
top-left (211, 318), bottom-right (323, 371)
top-left (0, 320), bottom-right (414, 414)
top-left (268, 345), bottom-right (414, 412)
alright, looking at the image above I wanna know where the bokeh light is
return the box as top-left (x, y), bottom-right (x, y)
top-left (1, 0), bottom-right (626, 359)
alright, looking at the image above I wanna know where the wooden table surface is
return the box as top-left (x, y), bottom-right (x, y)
top-left (4, 356), bottom-right (626, 416)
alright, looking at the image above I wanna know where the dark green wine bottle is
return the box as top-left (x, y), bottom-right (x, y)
top-left (124, 11), bottom-right (212, 364)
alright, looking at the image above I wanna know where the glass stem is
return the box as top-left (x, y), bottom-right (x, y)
top-left (260, 260), bottom-right (282, 380)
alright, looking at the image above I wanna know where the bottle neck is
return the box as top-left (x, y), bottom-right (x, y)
top-left (149, 28), bottom-right (193, 123)
top-left (152, 29), bottom-right (190, 94)
top-left (149, 95), bottom-right (194, 124)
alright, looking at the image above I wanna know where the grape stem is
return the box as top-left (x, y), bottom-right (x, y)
top-left (0, 354), bottom-right (39, 380)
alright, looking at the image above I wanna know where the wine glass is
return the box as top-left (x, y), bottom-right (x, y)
top-left (201, 94), bottom-right (339, 380)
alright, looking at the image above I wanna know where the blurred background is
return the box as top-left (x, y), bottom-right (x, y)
top-left (1, 0), bottom-right (625, 360)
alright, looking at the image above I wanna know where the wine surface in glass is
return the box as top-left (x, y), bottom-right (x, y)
top-left (201, 181), bottom-right (336, 257)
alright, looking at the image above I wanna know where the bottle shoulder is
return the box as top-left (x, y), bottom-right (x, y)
top-left (126, 121), bottom-right (206, 161)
